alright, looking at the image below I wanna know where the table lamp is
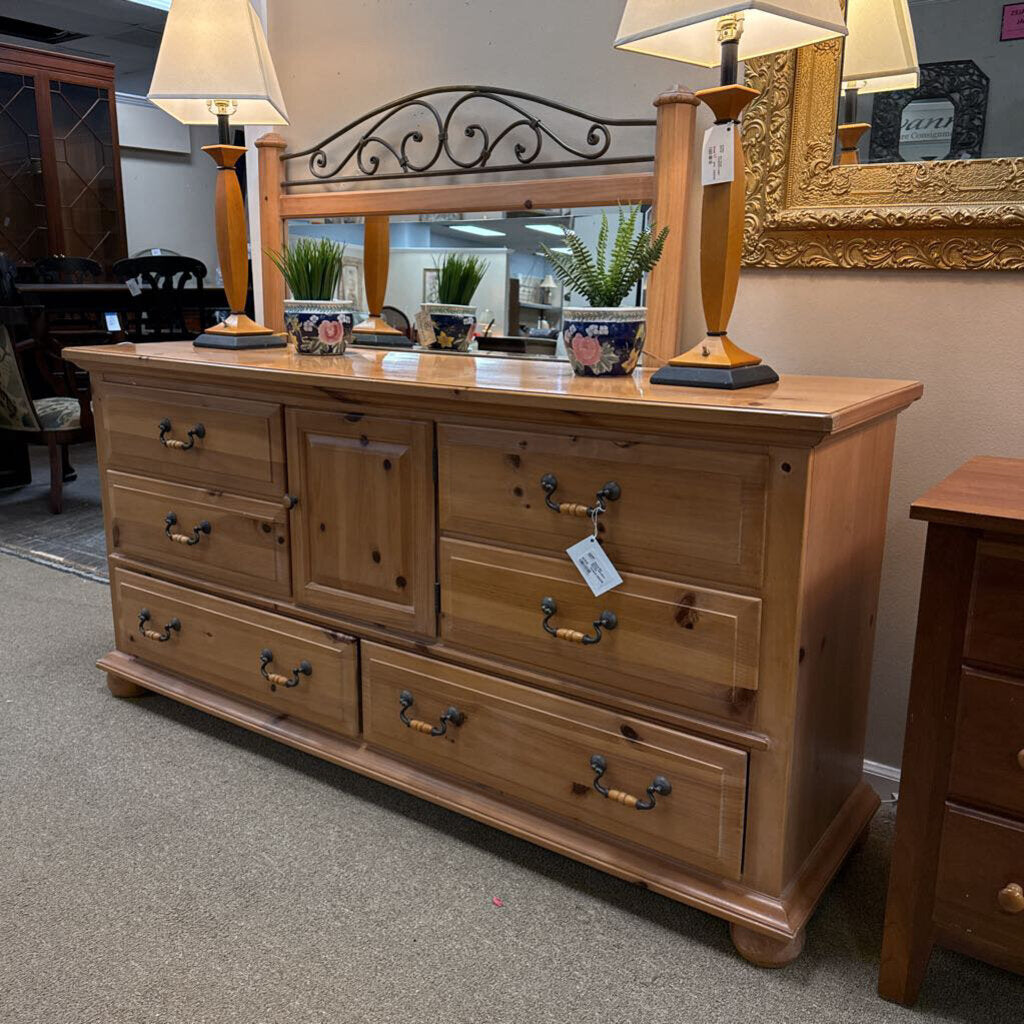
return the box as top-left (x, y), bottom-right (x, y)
top-left (615, 1), bottom-right (847, 388)
top-left (148, 0), bottom-right (289, 349)
top-left (837, 0), bottom-right (919, 165)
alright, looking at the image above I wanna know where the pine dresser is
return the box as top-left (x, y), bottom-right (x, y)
top-left (67, 341), bottom-right (921, 966)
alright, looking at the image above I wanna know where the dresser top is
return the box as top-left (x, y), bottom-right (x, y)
top-left (911, 457), bottom-right (1024, 535)
top-left (67, 342), bottom-right (921, 441)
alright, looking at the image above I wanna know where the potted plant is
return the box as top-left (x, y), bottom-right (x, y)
top-left (416, 252), bottom-right (488, 351)
top-left (542, 207), bottom-right (668, 377)
top-left (267, 237), bottom-right (352, 355)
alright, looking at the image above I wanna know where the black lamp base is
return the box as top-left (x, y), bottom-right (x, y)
top-left (650, 363), bottom-right (780, 390)
top-left (193, 331), bottom-right (287, 351)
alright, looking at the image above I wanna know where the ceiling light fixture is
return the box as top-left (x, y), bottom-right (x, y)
top-left (525, 223), bottom-right (567, 236)
top-left (448, 224), bottom-right (507, 238)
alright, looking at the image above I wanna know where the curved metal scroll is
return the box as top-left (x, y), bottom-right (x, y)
top-left (282, 85), bottom-right (656, 186)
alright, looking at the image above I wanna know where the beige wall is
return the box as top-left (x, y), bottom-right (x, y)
top-left (266, 0), bottom-right (1023, 769)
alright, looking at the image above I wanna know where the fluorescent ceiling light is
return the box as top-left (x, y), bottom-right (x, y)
top-left (126, 0), bottom-right (172, 9)
top-left (525, 224), bottom-right (566, 236)
top-left (537, 247), bottom-right (572, 256)
top-left (448, 224), bottom-right (506, 238)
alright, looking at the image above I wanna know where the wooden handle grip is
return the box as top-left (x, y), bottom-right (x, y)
top-left (555, 627), bottom-right (587, 643)
top-left (558, 503), bottom-right (591, 517)
top-left (605, 788), bottom-right (640, 808)
top-left (162, 438), bottom-right (191, 450)
top-left (407, 719), bottom-right (438, 734)
top-left (169, 532), bottom-right (194, 544)
top-left (141, 628), bottom-right (167, 642)
top-left (998, 883), bottom-right (1024, 914)
top-left (266, 672), bottom-right (292, 687)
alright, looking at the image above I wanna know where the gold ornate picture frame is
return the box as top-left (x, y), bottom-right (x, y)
top-left (742, 37), bottom-right (1024, 271)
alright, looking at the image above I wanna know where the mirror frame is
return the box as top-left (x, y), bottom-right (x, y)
top-left (741, 27), bottom-right (1024, 271)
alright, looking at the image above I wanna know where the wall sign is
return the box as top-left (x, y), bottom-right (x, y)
top-left (1002, 3), bottom-right (1024, 41)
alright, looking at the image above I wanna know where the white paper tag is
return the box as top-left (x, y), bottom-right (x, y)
top-left (702, 122), bottom-right (735, 186)
top-left (150, 248), bottom-right (161, 256)
top-left (125, 276), bottom-right (143, 297)
top-left (104, 312), bottom-right (121, 332)
top-left (566, 536), bottom-right (623, 598)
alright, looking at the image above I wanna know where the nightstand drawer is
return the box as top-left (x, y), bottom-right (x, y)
top-left (440, 538), bottom-right (761, 712)
top-left (438, 423), bottom-right (767, 589)
top-left (935, 805), bottom-right (1024, 958)
top-left (965, 541), bottom-right (1024, 674)
top-left (107, 471), bottom-right (291, 596)
top-left (361, 643), bottom-right (748, 879)
top-left (950, 669), bottom-right (1024, 819)
top-left (111, 568), bottom-right (358, 737)
top-left (97, 382), bottom-right (285, 496)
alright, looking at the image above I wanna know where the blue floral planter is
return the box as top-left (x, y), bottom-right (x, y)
top-left (284, 300), bottom-right (354, 355)
top-left (416, 303), bottom-right (477, 351)
top-left (563, 308), bottom-right (646, 377)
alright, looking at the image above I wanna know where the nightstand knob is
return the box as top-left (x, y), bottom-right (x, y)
top-left (998, 883), bottom-right (1024, 914)
top-left (1017, 749), bottom-right (1024, 771)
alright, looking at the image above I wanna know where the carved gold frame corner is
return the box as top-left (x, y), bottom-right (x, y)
top-left (741, 37), bottom-right (1024, 271)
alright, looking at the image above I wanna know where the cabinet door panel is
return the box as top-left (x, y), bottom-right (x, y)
top-left (287, 409), bottom-right (436, 637)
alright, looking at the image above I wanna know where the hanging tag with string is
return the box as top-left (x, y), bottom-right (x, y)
top-left (565, 503), bottom-right (623, 598)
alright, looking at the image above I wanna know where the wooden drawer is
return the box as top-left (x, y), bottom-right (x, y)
top-left (97, 382), bottom-right (285, 495)
top-left (438, 424), bottom-right (767, 589)
top-left (110, 568), bottom-right (358, 737)
top-left (950, 669), bottom-right (1024, 820)
top-left (106, 471), bottom-right (291, 596)
top-left (361, 643), bottom-right (748, 879)
top-left (440, 538), bottom-right (761, 712)
top-left (935, 805), bottom-right (1024, 957)
top-left (965, 541), bottom-right (1024, 674)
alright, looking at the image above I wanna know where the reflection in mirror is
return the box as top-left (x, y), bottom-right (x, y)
top-left (836, 0), bottom-right (1021, 165)
top-left (285, 206), bottom-right (653, 361)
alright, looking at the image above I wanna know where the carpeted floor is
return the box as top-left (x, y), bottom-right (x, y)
top-left (2, 552), bottom-right (1021, 1023)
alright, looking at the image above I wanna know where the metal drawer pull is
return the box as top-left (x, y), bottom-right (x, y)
top-left (590, 754), bottom-right (671, 811)
top-left (158, 418), bottom-right (205, 450)
top-left (540, 473), bottom-right (620, 518)
top-left (998, 883), bottom-right (1024, 914)
top-left (259, 649), bottom-right (312, 691)
top-left (164, 512), bottom-right (211, 546)
top-left (399, 690), bottom-right (464, 736)
top-left (283, 494), bottom-right (299, 510)
top-left (138, 608), bottom-right (181, 643)
top-left (541, 596), bottom-right (616, 645)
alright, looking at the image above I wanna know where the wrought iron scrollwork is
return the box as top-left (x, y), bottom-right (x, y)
top-left (282, 86), bottom-right (655, 186)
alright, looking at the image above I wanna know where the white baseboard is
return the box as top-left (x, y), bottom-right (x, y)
top-left (863, 758), bottom-right (901, 799)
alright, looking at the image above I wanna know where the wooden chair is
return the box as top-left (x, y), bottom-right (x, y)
top-left (381, 305), bottom-right (412, 339)
top-left (34, 256), bottom-right (104, 284)
top-left (113, 255), bottom-right (208, 341)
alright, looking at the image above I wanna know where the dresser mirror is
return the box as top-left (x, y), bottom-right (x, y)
top-left (743, 0), bottom-right (1024, 271)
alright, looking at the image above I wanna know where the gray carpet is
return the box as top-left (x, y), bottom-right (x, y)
top-left (2, 552), bottom-right (1021, 1023)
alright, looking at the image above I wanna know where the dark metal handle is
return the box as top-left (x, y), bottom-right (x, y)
top-left (138, 608), bottom-right (181, 642)
top-left (164, 512), bottom-right (211, 545)
top-left (259, 648), bottom-right (312, 691)
top-left (399, 690), bottom-right (464, 736)
top-left (541, 597), bottom-right (616, 645)
top-left (158, 417), bottom-right (205, 450)
top-left (590, 755), bottom-right (671, 811)
top-left (540, 473), bottom-right (620, 518)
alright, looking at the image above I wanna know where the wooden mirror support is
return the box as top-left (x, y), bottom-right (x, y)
top-left (355, 215), bottom-right (402, 338)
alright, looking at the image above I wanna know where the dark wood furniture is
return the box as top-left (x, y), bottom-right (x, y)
top-left (68, 340), bottom-right (921, 965)
top-left (879, 457), bottom-right (1024, 1005)
top-left (113, 256), bottom-right (209, 341)
top-left (0, 44), bottom-right (127, 271)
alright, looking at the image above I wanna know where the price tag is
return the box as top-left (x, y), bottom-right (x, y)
top-left (150, 248), bottom-right (161, 256)
top-left (125, 276), bottom-right (143, 297)
top-left (104, 312), bottom-right (121, 333)
top-left (702, 122), bottom-right (735, 186)
top-left (566, 536), bottom-right (623, 598)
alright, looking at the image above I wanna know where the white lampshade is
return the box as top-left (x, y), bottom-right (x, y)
top-left (841, 0), bottom-right (919, 95)
top-left (148, 0), bottom-right (288, 126)
top-left (615, 0), bottom-right (847, 67)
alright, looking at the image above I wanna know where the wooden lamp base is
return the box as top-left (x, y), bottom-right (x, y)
top-left (194, 142), bottom-right (285, 351)
top-left (836, 122), bottom-right (870, 166)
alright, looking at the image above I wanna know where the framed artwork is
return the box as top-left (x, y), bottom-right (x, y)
top-left (1002, 3), bottom-right (1024, 41)
top-left (340, 259), bottom-right (364, 308)
top-left (422, 267), bottom-right (439, 303)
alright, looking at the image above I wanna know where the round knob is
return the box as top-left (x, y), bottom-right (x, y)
top-left (1017, 748), bottom-right (1024, 771)
top-left (997, 883), bottom-right (1024, 914)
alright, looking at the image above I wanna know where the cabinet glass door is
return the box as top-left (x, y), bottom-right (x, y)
top-left (0, 71), bottom-right (47, 263)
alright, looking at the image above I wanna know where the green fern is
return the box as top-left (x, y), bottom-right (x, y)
top-left (266, 237), bottom-right (345, 301)
top-left (542, 206), bottom-right (668, 308)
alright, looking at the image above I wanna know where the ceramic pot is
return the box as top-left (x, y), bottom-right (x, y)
top-left (284, 299), bottom-right (354, 355)
top-left (415, 303), bottom-right (477, 351)
top-left (562, 307), bottom-right (646, 377)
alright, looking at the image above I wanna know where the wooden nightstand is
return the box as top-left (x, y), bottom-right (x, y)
top-left (879, 457), bottom-right (1024, 1005)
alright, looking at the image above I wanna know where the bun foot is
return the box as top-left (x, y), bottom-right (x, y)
top-left (730, 923), bottom-right (806, 967)
top-left (107, 673), bottom-right (148, 698)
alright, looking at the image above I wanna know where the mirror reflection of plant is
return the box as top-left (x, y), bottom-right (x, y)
top-left (435, 252), bottom-right (488, 305)
top-left (266, 237), bottom-right (346, 301)
top-left (542, 206), bottom-right (668, 308)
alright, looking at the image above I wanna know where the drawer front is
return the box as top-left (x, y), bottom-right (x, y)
top-left (97, 383), bottom-right (285, 495)
top-left (439, 424), bottom-right (767, 589)
top-left (950, 669), bottom-right (1024, 819)
top-left (935, 805), bottom-right (1024, 955)
top-left (107, 471), bottom-right (291, 596)
top-left (111, 568), bottom-right (358, 737)
top-left (440, 539), bottom-right (761, 712)
top-left (362, 643), bottom-right (748, 878)
top-left (965, 541), bottom-right (1024, 674)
